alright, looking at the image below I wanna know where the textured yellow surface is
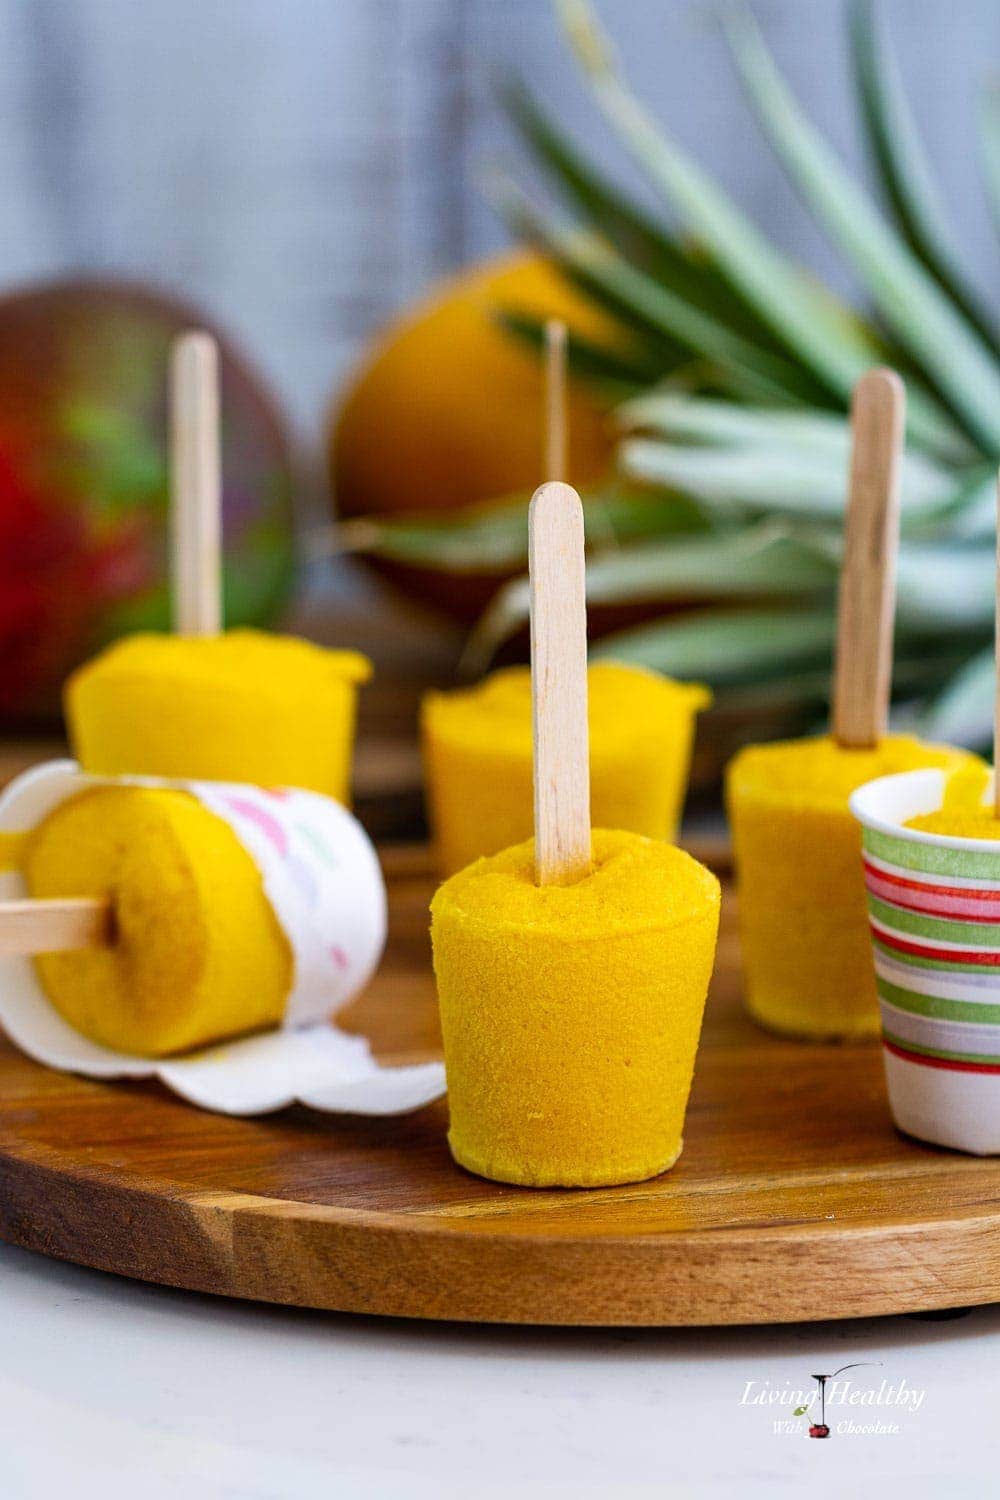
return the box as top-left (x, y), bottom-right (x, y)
top-left (422, 662), bottom-right (710, 875)
top-left (908, 787), bottom-right (1000, 838)
top-left (23, 786), bottom-right (291, 1056)
top-left (726, 734), bottom-right (982, 1038)
top-left (908, 810), bottom-right (1000, 839)
top-left (907, 762), bottom-right (995, 835)
top-left (430, 829), bottom-right (720, 1187)
top-left (0, 831), bottom-right (26, 871)
top-left (66, 630), bottom-right (371, 802)
top-left (941, 761), bottom-right (993, 809)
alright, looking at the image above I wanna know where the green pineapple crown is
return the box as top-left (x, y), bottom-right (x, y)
top-left (348, 0), bottom-right (1000, 749)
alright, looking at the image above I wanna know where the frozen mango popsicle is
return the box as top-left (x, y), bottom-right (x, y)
top-left (727, 369), bottom-right (981, 1038)
top-left (432, 828), bottom-right (719, 1186)
top-left (24, 784), bottom-right (290, 1056)
top-left (422, 662), bottom-right (709, 874)
top-left (430, 482), bottom-right (720, 1186)
top-left (905, 763), bottom-right (996, 837)
top-left (66, 629), bottom-right (371, 801)
top-left (65, 334), bottom-right (371, 800)
top-left (727, 734), bottom-right (980, 1038)
top-left (10, 769), bottom-right (386, 1057)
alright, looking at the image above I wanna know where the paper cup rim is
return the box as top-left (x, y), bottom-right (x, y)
top-left (851, 774), bottom-right (1000, 858)
top-left (849, 767), bottom-right (1000, 853)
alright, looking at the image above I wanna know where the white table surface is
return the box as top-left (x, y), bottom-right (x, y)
top-left (2, 1239), bottom-right (998, 1499)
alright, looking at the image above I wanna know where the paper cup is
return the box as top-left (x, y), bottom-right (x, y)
top-left (0, 761), bottom-right (445, 1116)
top-left (850, 768), bottom-right (1000, 1154)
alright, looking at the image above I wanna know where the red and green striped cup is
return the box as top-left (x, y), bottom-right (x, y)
top-left (850, 768), bottom-right (1000, 1155)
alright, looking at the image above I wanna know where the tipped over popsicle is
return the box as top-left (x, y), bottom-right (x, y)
top-left (726, 371), bottom-right (981, 1039)
top-left (430, 481), bottom-right (720, 1187)
top-left (66, 333), bottom-right (371, 800)
top-left (0, 771), bottom-right (386, 1058)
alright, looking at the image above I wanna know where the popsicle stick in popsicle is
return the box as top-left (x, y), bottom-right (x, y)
top-left (544, 319), bottom-right (568, 483)
top-left (529, 480), bottom-right (591, 886)
top-left (170, 331), bottom-right (222, 636)
top-left (0, 896), bottom-right (113, 956)
top-left (831, 367), bottom-right (905, 750)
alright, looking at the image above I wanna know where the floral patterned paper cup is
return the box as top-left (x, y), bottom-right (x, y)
top-left (0, 760), bottom-right (446, 1116)
top-left (850, 767), bottom-right (1000, 1155)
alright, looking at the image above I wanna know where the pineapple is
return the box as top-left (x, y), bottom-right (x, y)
top-left (346, 0), bottom-right (1000, 751)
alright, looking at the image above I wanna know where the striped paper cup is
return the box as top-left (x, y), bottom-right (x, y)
top-left (850, 768), bottom-right (1000, 1154)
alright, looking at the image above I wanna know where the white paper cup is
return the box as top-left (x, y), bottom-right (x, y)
top-left (850, 768), bottom-right (1000, 1154)
top-left (0, 761), bottom-right (445, 1116)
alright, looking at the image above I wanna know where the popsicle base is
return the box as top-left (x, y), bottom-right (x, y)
top-left (449, 1136), bottom-right (684, 1190)
top-left (744, 993), bottom-right (881, 1043)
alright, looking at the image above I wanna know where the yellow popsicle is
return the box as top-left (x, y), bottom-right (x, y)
top-left (23, 785), bottom-right (291, 1056)
top-left (422, 661), bottom-right (710, 874)
top-left (431, 828), bottom-right (720, 1187)
top-left (66, 629), bottom-right (371, 801)
top-left (726, 734), bottom-right (983, 1039)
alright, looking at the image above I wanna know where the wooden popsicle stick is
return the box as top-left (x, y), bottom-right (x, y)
top-left (544, 319), bottom-right (568, 483)
top-left (0, 897), bottom-right (114, 956)
top-left (831, 367), bottom-right (905, 749)
top-left (529, 480), bottom-right (591, 886)
top-left (170, 331), bottom-right (222, 636)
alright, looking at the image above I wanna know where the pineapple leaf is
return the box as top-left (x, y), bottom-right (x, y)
top-left (501, 76), bottom-right (805, 364)
top-left (850, 0), bottom-right (997, 345)
top-left (617, 394), bottom-right (984, 528)
top-left (978, 84), bottom-right (1000, 244)
top-left (337, 486), bottom-right (702, 574)
top-left (553, 0), bottom-right (970, 462)
top-left (714, 648), bottom-right (972, 717)
top-left (501, 75), bottom-right (678, 272)
top-left (922, 646), bottom-right (994, 748)
top-left (895, 543), bottom-right (995, 632)
top-left (589, 607), bottom-right (836, 684)
top-left (496, 307), bottom-right (660, 389)
top-left (937, 469), bottom-right (1000, 540)
top-left (618, 436), bottom-right (956, 520)
top-left (619, 392), bottom-right (855, 456)
top-left (725, 6), bottom-right (1000, 454)
top-left (461, 526), bottom-right (835, 671)
top-left (488, 171), bottom-right (813, 402)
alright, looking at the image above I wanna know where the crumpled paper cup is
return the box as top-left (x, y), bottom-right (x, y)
top-left (0, 760), bottom-right (445, 1116)
top-left (850, 767), bottom-right (1000, 1154)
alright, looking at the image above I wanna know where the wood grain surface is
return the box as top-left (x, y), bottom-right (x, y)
top-left (543, 319), bottom-right (567, 483)
top-left (2, 845), bottom-right (1000, 1326)
top-left (832, 368), bottom-right (904, 750)
top-left (170, 331), bottom-right (222, 637)
top-left (0, 895), bottom-right (113, 955)
top-left (529, 482), bottom-right (591, 886)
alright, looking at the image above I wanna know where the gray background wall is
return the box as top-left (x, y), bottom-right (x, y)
top-left (1, 0), bottom-right (997, 439)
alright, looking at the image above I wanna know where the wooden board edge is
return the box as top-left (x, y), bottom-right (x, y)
top-left (2, 1138), bottom-right (998, 1326)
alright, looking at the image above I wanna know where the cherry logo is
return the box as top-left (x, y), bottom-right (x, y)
top-left (795, 1362), bottom-right (880, 1439)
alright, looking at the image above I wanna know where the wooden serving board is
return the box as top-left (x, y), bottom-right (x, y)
top-left (2, 844), bottom-right (1000, 1327)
